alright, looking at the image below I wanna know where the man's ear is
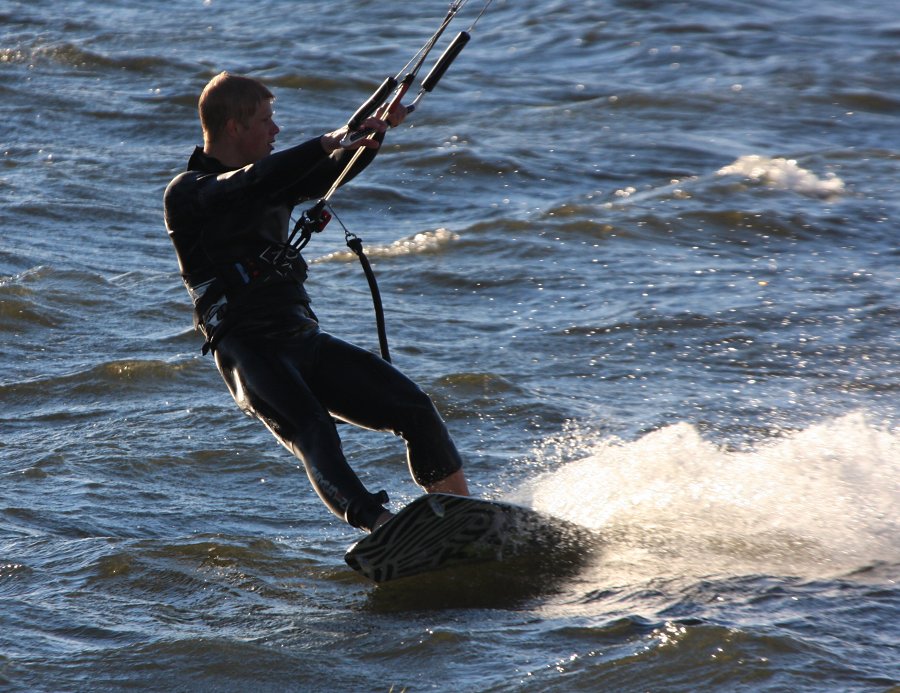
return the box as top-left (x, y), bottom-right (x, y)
top-left (224, 117), bottom-right (241, 138)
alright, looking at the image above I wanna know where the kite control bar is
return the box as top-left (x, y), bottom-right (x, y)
top-left (339, 31), bottom-right (470, 148)
top-left (407, 30), bottom-right (471, 113)
top-left (339, 0), bottom-right (490, 148)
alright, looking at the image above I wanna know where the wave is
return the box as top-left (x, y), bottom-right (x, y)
top-left (0, 359), bottom-right (191, 403)
top-left (599, 153), bottom-right (846, 212)
top-left (17, 39), bottom-right (183, 74)
top-left (313, 227), bottom-right (459, 263)
top-left (716, 155), bottom-right (846, 199)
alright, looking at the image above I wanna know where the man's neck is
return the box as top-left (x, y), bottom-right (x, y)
top-left (203, 141), bottom-right (245, 170)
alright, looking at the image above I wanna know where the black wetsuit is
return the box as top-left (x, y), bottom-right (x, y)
top-left (163, 139), bottom-right (463, 531)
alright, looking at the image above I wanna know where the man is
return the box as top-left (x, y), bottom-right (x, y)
top-left (164, 72), bottom-right (468, 533)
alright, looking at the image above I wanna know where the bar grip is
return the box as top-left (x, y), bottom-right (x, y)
top-left (347, 76), bottom-right (398, 130)
top-left (420, 31), bottom-right (470, 93)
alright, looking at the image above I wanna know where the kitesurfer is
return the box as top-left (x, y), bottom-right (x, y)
top-left (163, 72), bottom-right (468, 532)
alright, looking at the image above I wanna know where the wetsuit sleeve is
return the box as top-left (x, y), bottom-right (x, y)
top-left (187, 133), bottom-right (384, 210)
top-left (278, 130), bottom-right (385, 201)
top-left (205, 139), bottom-right (333, 207)
top-left (163, 134), bottom-right (387, 260)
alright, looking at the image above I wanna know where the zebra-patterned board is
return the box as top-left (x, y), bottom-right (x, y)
top-left (344, 493), bottom-right (590, 582)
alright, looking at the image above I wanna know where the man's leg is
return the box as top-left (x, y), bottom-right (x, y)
top-left (305, 331), bottom-right (469, 495)
top-left (214, 332), bottom-right (390, 531)
top-left (425, 469), bottom-right (469, 495)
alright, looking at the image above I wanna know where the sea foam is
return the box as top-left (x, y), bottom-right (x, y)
top-left (717, 154), bottom-right (845, 199)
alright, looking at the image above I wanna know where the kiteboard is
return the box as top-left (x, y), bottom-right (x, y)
top-left (344, 493), bottom-right (595, 583)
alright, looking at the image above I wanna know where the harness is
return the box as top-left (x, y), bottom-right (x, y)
top-left (186, 245), bottom-right (311, 355)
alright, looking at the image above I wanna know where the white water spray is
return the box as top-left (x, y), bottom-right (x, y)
top-left (510, 412), bottom-right (899, 581)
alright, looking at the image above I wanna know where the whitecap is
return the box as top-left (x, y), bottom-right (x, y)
top-left (313, 228), bottom-right (460, 263)
top-left (717, 154), bottom-right (845, 199)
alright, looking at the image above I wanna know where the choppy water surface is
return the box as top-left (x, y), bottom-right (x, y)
top-left (1, 0), bottom-right (898, 691)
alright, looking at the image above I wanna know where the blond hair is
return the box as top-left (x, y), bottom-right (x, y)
top-left (198, 71), bottom-right (274, 143)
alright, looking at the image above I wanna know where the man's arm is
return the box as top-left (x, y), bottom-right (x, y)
top-left (288, 105), bottom-right (408, 202)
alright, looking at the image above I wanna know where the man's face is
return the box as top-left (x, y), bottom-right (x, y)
top-left (233, 100), bottom-right (280, 165)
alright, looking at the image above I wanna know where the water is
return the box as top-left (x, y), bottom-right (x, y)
top-left (2, 0), bottom-right (898, 690)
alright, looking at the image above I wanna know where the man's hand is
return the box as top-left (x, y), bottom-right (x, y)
top-left (320, 103), bottom-right (408, 154)
top-left (383, 101), bottom-right (408, 128)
